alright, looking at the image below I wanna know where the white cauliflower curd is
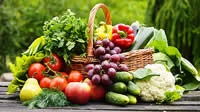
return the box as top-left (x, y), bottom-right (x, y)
top-left (135, 64), bottom-right (176, 102)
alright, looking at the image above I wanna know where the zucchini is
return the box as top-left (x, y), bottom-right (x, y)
top-left (127, 81), bottom-right (140, 96)
top-left (109, 82), bottom-right (127, 94)
top-left (131, 26), bottom-right (154, 50)
top-left (105, 91), bottom-right (129, 106)
top-left (181, 57), bottom-right (199, 81)
top-left (114, 72), bottom-right (133, 83)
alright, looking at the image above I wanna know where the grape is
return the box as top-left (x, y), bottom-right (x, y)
top-left (99, 55), bottom-right (105, 61)
top-left (95, 46), bottom-right (105, 57)
top-left (119, 53), bottom-right (125, 62)
top-left (102, 38), bottom-right (110, 47)
top-left (110, 54), bottom-right (120, 62)
top-left (92, 74), bottom-right (101, 85)
top-left (101, 60), bottom-right (110, 70)
top-left (87, 69), bottom-right (94, 79)
top-left (104, 54), bottom-right (111, 60)
top-left (110, 50), bottom-right (117, 55)
top-left (94, 40), bottom-right (103, 48)
top-left (101, 74), bottom-right (113, 86)
top-left (108, 41), bottom-right (115, 50)
top-left (109, 62), bottom-right (118, 70)
top-left (107, 68), bottom-right (116, 78)
top-left (84, 64), bottom-right (94, 72)
top-left (113, 47), bottom-right (121, 54)
top-left (118, 64), bottom-right (129, 71)
top-left (93, 64), bottom-right (101, 74)
top-left (105, 46), bottom-right (110, 53)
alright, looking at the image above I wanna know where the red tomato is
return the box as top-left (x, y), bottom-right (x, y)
top-left (40, 77), bottom-right (52, 88)
top-left (28, 63), bottom-right (46, 81)
top-left (68, 70), bottom-right (84, 82)
top-left (60, 72), bottom-right (69, 79)
top-left (43, 53), bottom-right (63, 72)
top-left (90, 84), bottom-right (106, 101)
top-left (49, 77), bottom-right (67, 91)
top-left (64, 82), bottom-right (91, 105)
top-left (83, 78), bottom-right (106, 101)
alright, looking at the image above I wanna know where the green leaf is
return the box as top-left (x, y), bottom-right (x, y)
top-left (145, 29), bottom-right (168, 52)
top-left (153, 52), bottom-right (175, 69)
top-left (58, 40), bottom-right (64, 48)
top-left (182, 79), bottom-right (200, 91)
top-left (163, 85), bottom-right (185, 103)
top-left (66, 41), bottom-right (75, 50)
top-left (164, 46), bottom-right (182, 65)
top-left (76, 38), bottom-right (85, 43)
top-left (131, 68), bottom-right (160, 80)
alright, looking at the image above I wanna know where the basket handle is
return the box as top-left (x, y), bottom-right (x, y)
top-left (87, 3), bottom-right (112, 57)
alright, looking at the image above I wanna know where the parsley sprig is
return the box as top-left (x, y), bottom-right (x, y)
top-left (43, 9), bottom-right (88, 64)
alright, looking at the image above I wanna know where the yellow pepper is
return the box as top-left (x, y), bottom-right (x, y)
top-left (95, 24), bottom-right (112, 40)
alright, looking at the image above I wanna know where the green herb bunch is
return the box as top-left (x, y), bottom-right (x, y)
top-left (43, 9), bottom-right (88, 64)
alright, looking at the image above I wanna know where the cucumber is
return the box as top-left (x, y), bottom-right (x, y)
top-left (109, 82), bottom-right (127, 94)
top-left (127, 94), bottom-right (137, 104)
top-left (181, 57), bottom-right (200, 81)
top-left (127, 81), bottom-right (140, 96)
top-left (105, 91), bottom-right (129, 106)
top-left (114, 72), bottom-right (133, 83)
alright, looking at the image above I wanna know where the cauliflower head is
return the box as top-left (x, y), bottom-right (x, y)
top-left (135, 64), bottom-right (176, 102)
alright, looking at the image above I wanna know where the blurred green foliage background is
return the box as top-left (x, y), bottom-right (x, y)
top-left (0, 0), bottom-right (199, 75)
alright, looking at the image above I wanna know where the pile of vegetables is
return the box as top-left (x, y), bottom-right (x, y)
top-left (7, 6), bottom-right (200, 109)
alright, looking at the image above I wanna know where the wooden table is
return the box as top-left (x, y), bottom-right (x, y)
top-left (0, 82), bottom-right (200, 112)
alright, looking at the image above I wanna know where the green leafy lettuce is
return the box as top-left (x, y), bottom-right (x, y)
top-left (7, 54), bottom-right (44, 94)
top-left (162, 85), bottom-right (185, 104)
top-left (130, 68), bottom-right (159, 80)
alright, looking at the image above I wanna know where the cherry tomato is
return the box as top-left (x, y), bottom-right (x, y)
top-left (28, 63), bottom-right (46, 81)
top-left (68, 70), bottom-right (84, 82)
top-left (43, 53), bottom-right (63, 72)
top-left (49, 77), bottom-right (67, 91)
top-left (40, 77), bottom-right (52, 88)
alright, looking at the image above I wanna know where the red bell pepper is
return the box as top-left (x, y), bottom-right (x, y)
top-left (111, 24), bottom-right (134, 49)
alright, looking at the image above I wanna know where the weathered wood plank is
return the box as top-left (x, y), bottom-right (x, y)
top-left (0, 101), bottom-right (200, 111)
top-left (0, 87), bottom-right (8, 92)
top-left (0, 92), bottom-right (19, 99)
top-left (0, 82), bottom-right (10, 87)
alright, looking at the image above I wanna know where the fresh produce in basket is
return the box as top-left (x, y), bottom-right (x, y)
top-left (6, 3), bottom-right (200, 109)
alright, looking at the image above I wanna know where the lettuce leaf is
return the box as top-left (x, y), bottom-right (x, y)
top-left (145, 29), bottom-right (168, 52)
top-left (162, 85), bottom-right (185, 103)
top-left (130, 68), bottom-right (160, 80)
top-left (7, 54), bottom-right (44, 94)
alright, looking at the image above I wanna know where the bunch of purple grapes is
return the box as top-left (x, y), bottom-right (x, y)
top-left (85, 38), bottom-right (129, 86)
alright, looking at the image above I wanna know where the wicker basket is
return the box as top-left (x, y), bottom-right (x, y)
top-left (70, 3), bottom-right (153, 75)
